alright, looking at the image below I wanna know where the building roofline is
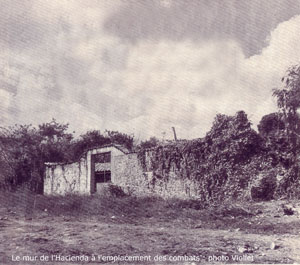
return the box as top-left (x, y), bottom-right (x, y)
top-left (45, 143), bottom-right (129, 166)
top-left (85, 143), bottom-right (129, 154)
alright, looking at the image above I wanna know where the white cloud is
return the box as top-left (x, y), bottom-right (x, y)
top-left (116, 15), bottom-right (300, 139)
top-left (1, 2), bottom-right (300, 140)
top-left (0, 89), bottom-right (12, 122)
top-left (116, 40), bottom-right (243, 138)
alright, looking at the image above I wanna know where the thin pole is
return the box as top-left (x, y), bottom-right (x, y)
top-left (172, 127), bottom-right (178, 141)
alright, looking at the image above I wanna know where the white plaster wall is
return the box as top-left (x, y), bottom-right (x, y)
top-left (44, 145), bottom-right (126, 195)
top-left (44, 157), bottom-right (89, 195)
top-left (44, 146), bottom-right (201, 199)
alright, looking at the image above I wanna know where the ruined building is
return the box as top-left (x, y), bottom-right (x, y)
top-left (44, 144), bottom-right (200, 198)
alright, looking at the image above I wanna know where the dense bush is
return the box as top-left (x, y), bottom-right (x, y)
top-left (141, 110), bottom-right (299, 202)
top-left (0, 121), bottom-right (73, 192)
top-left (0, 121), bottom-right (134, 193)
top-left (272, 64), bottom-right (300, 197)
top-left (137, 111), bottom-right (268, 202)
top-left (250, 171), bottom-right (277, 201)
top-left (1, 109), bottom-right (298, 202)
top-left (71, 130), bottom-right (134, 160)
top-left (133, 62), bottom-right (300, 202)
top-left (2, 63), bottom-right (300, 201)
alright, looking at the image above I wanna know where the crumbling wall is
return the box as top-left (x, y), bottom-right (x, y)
top-left (144, 172), bottom-right (201, 199)
top-left (44, 157), bottom-right (89, 195)
top-left (44, 145), bottom-right (202, 199)
top-left (113, 153), bottom-right (200, 199)
top-left (112, 153), bottom-right (146, 193)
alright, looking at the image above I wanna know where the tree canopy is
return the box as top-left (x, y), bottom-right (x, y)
top-left (0, 121), bottom-right (134, 192)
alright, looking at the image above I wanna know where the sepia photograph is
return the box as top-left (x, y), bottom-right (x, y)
top-left (1, 0), bottom-right (300, 264)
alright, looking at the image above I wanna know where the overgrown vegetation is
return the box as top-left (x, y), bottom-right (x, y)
top-left (0, 121), bottom-right (133, 193)
top-left (135, 63), bottom-right (300, 202)
top-left (0, 187), bottom-right (241, 219)
top-left (137, 111), bottom-right (268, 202)
top-left (1, 63), bottom-right (300, 202)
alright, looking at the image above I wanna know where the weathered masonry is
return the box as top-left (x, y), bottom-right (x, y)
top-left (44, 145), bottom-right (127, 195)
top-left (44, 144), bottom-right (200, 198)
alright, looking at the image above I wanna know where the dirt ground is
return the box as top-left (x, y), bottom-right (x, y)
top-left (1, 198), bottom-right (300, 264)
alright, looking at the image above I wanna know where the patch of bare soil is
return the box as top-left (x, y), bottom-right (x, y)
top-left (1, 199), bottom-right (300, 264)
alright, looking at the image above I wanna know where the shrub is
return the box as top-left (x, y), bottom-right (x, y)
top-left (250, 172), bottom-right (277, 201)
top-left (107, 184), bottom-right (127, 198)
top-left (137, 111), bottom-right (264, 203)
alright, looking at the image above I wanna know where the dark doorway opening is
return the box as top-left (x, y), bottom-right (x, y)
top-left (95, 170), bottom-right (111, 189)
top-left (95, 170), bottom-right (111, 192)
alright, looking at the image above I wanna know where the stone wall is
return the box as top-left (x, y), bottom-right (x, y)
top-left (44, 157), bottom-right (89, 195)
top-left (113, 153), bottom-right (147, 194)
top-left (44, 145), bottom-right (202, 199)
top-left (113, 153), bottom-right (201, 199)
top-left (44, 145), bottom-right (126, 195)
top-left (145, 172), bottom-right (201, 199)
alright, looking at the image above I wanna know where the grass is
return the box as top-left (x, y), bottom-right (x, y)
top-left (1, 187), bottom-right (299, 235)
top-left (1, 189), bottom-right (300, 264)
top-left (0, 187), bottom-right (239, 221)
top-left (0, 188), bottom-right (207, 218)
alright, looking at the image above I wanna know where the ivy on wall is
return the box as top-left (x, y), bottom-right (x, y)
top-left (137, 111), bottom-right (284, 202)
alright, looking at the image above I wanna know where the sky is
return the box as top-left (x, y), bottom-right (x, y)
top-left (1, 0), bottom-right (300, 140)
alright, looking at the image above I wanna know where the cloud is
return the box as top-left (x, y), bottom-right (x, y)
top-left (1, 2), bottom-right (300, 140)
top-left (245, 15), bottom-right (300, 81)
top-left (104, 0), bottom-right (300, 57)
top-left (117, 40), bottom-right (244, 138)
top-left (115, 15), bottom-right (300, 139)
top-left (240, 15), bottom-right (300, 122)
top-left (0, 89), bottom-right (12, 123)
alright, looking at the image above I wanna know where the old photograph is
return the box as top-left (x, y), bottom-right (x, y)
top-left (1, 0), bottom-right (300, 264)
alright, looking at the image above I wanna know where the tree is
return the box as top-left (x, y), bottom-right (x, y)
top-left (274, 64), bottom-right (300, 116)
top-left (0, 124), bottom-right (42, 190)
top-left (71, 130), bottom-right (110, 160)
top-left (137, 111), bottom-right (264, 201)
top-left (38, 119), bottom-right (74, 162)
top-left (138, 137), bottom-right (160, 150)
top-left (206, 111), bottom-right (262, 164)
top-left (258, 112), bottom-right (285, 138)
top-left (105, 130), bottom-right (134, 151)
top-left (273, 64), bottom-right (300, 138)
top-left (200, 111), bottom-right (264, 199)
top-left (0, 127), bottom-right (17, 190)
top-left (258, 113), bottom-right (292, 169)
top-left (273, 64), bottom-right (300, 194)
top-left (0, 120), bottom-right (74, 192)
